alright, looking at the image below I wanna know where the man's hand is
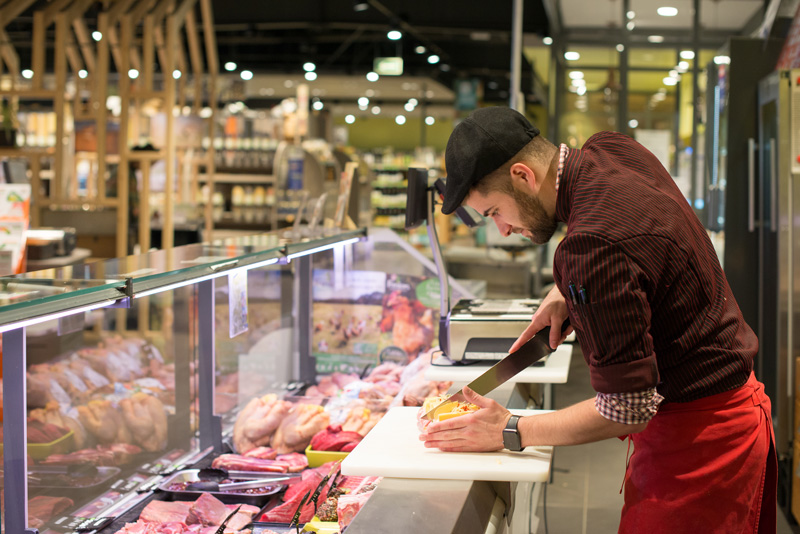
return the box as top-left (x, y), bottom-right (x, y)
top-left (419, 387), bottom-right (512, 452)
top-left (509, 285), bottom-right (572, 353)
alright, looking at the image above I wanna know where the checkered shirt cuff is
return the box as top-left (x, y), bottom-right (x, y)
top-left (594, 387), bottom-right (665, 424)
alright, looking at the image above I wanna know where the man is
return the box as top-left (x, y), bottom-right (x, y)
top-left (420, 106), bottom-right (777, 533)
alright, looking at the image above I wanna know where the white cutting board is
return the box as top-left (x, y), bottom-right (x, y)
top-left (341, 407), bottom-right (553, 482)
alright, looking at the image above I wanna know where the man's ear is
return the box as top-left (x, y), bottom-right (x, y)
top-left (509, 162), bottom-right (539, 194)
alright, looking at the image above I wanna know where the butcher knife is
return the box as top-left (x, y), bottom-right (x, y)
top-left (422, 320), bottom-right (570, 421)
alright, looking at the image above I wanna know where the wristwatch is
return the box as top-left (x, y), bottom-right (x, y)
top-left (502, 415), bottom-right (523, 451)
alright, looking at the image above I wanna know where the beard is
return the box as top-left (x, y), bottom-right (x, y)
top-left (510, 186), bottom-right (558, 245)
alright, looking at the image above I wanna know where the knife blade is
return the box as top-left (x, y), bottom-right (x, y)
top-left (422, 319), bottom-right (570, 420)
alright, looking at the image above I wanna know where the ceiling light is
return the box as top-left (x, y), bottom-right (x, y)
top-left (172, 70), bottom-right (181, 79)
top-left (304, 72), bottom-right (317, 81)
top-left (408, 98), bottom-right (418, 106)
top-left (358, 104), bottom-right (368, 111)
top-left (345, 114), bottom-right (355, 124)
top-left (488, 80), bottom-right (499, 90)
top-left (425, 116), bottom-right (435, 125)
top-left (543, 37), bottom-right (553, 45)
top-left (629, 119), bottom-right (639, 128)
top-left (669, 69), bottom-right (679, 77)
top-left (663, 76), bottom-right (677, 86)
top-left (713, 55), bottom-right (731, 65)
top-left (312, 100), bottom-right (323, 111)
top-left (439, 64), bottom-right (450, 72)
top-left (404, 102), bottom-right (415, 112)
top-left (92, 31), bottom-right (102, 41)
top-left (284, 80), bottom-right (294, 88)
top-left (395, 115), bottom-right (406, 125)
top-left (680, 50), bottom-right (695, 59)
top-left (657, 6), bottom-right (678, 17)
top-left (358, 97), bottom-right (369, 106)
top-left (128, 68), bottom-right (139, 79)
top-left (200, 107), bottom-right (213, 118)
top-left (415, 45), bottom-right (426, 54)
top-left (569, 71), bottom-right (584, 79)
top-left (78, 69), bottom-right (88, 79)
top-left (678, 61), bottom-right (689, 71)
top-left (427, 54), bottom-right (440, 64)
top-left (365, 89), bottom-right (375, 96)
top-left (648, 35), bottom-right (664, 43)
top-left (626, 21), bottom-right (635, 30)
top-left (240, 70), bottom-right (253, 80)
top-left (577, 86), bottom-right (587, 96)
top-left (366, 71), bottom-right (379, 82)
top-left (21, 69), bottom-right (33, 79)
top-left (564, 51), bottom-right (580, 61)
top-left (224, 62), bottom-right (237, 71)
top-left (353, 1), bottom-right (369, 11)
top-left (627, 10), bottom-right (635, 19)
top-left (387, 30), bottom-right (402, 40)
top-left (303, 62), bottom-right (316, 72)
top-left (616, 44), bottom-right (625, 52)
top-left (371, 106), bottom-right (381, 115)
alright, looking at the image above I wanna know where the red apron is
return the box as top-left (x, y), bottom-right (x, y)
top-left (619, 372), bottom-right (777, 534)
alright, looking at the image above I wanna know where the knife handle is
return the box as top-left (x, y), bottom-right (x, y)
top-left (537, 318), bottom-right (571, 351)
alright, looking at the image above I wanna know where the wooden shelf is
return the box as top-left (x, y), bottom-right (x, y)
top-left (199, 173), bottom-right (274, 184)
top-left (0, 146), bottom-right (55, 157)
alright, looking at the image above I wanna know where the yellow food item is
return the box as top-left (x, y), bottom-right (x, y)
top-left (422, 395), bottom-right (480, 422)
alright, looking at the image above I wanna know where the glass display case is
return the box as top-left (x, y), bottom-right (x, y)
top-left (0, 225), bottom-right (491, 533)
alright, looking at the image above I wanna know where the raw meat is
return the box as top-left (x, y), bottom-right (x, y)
top-left (27, 495), bottom-right (74, 529)
top-left (120, 392), bottom-right (168, 452)
top-left (337, 491), bottom-right (372, 529)
top-left (139, 500), bottom-right (192, 523)
top-left (242, 446), bottom-right (277, 459)
top-left (270, 404), bottom-right (330, 454)
top-left (310, 424), bottom-right (363, 452)
top-left (29, 400), bottom-right (88, 449)
top-left (232, 394), bottom-right (292, 454)
top-left (186, 493), bottom-right (228, 526)
top-left (77, 399), bottom-right (133, 445)
top-left (40, 443), bottom-right (142, 467)
top-left (275, 452), bottom-right (308, 472)
top-left (211, 454), bottom-right (289, 473)
top-left (115, 521), bottom-right (187, 534)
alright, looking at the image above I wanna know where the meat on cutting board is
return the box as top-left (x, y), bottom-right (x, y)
top-left (211, 454), bottom-right (290, 473)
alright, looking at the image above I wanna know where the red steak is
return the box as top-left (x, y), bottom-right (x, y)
top-left (139, 500), bottom-right (192, 523)
top-left (185, 492), bottom-right (228, 526)
top-left (309, 425), bottom-right (362, 452)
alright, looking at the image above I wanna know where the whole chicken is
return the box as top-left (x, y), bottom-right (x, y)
top-left (233, 394), bottom-right (292, 454)
top-left (271, 404), bottom-right (330, 454)
top-left (120, 393), bottom-right (168, 452)
top-left (29, 401), bottom-right (88, 449)
top-left (77, 400), bottom-right (132, 444)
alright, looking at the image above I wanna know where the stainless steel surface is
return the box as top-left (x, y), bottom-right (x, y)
top-left (198, 279), bottom-right (223, 453)
top-left (426, 179), bottom-right (451, 356)
top-left (3, 327), bottom-right (37, 534)
top-left (294, 254), bottom-right (315, 383)
top-left (423, 325), bottom-right (556, 420)
top-left (749, 137), bottom-right (756, 232)
top-left (448, 299), bottom-right (540, 361)
top-left (157, 469), bottom-right (285, 496)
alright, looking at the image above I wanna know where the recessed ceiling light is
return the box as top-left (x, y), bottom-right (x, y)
top-left (415, 45), bottom-right (426, 54)
top-left (92, 31), bottom-right (102, 41)
top-left (626, 10), bottom-right (635, 19)
top-left (663, 76), bottom-right (677, 86)
top-left (353, 1), bottom-right (368, 11)
top-left (680, 50), bottom-right (695, 59)
top-left (303, 62), bottom-right (316, 72)
top-left (404, 102), bottom-right (414, 112)
top-left (358, 97), bottom-right (369, 106)
top-left (128, 69), bottom-right (139, 79)
top-left (564, 51), bottom-right (580, 61)
top-left (425, 116), bottom-right (435, 125)
top-left (366, 71), bottom-right (379, 82)
top-left (387, 30), bottom-right (402, 40)
top-left (78, 69), bottom-right (88, 79)
top-left (304, 72), bottom-right (317, 81)
top-left (395, 115), bottom-right (406, 125)
top-left (713, 55), bottom-right (730, 65)
top-left (371, 106), bottom-right (381, 115)
top-left (648, 35), bottom-right (665, 43)
top-left (577, 86), bottom-right (587, 96)
top-left (616, 44), bottom-right (625, 52)
top-left (657, 6), bottom-right (678, 17)
top-left (345, 114), bottom-right (355, 124)
top-left (312, 100), bottom-right (323, 111)
top-left (240, 70), bottom-right (253, 81)
top-left (172, 70), bottom-right (182, 79)
top-left (629, 119), bottom-right (639, 128)
top-left (427, 55), bottom-right (440, 64)
top-left (626, 21), bottom-right (635, 30)
top-left (543, 37), bottom-right (553, 45)
top-left (224, 62), bottom-right (237, 72)
top-left (569, 71), bottom-right (584, 79)
top-left (21, 69), bottom-right (34, 79)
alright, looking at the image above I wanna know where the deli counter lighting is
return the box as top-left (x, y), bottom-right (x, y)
top-left (0, 300), bottom-right (117, 334)
top-left (133, 257), bottom-right (281, 299)
top-left (285, 237), bottom-right (361, 260)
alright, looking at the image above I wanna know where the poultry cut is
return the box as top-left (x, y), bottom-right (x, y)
top-left (120, 392), bottom-right (168, 452)
top-left (232, 393), bottom-right (292, 454)
top-left (271, 403), bottom-right (330, 454)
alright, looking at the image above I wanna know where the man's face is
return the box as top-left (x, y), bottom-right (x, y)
top-left (465, 185), bottom-right (557, 245)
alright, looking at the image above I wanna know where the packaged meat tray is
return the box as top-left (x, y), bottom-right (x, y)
top-left (157, 469), bottom-right (285, 506)
top-left (0, 430), bottom-right (75, 460)
top-left (252, 523), bottom-right (308, 534)
top-left (304, 445), bottom-right (349, 469)
top-left (29, 466), bottom-right (121, 491)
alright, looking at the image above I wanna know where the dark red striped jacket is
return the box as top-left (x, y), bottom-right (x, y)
top-left (554, 131), bottom-right (757, 403)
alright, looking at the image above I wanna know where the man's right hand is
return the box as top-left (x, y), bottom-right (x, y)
top-left (509, 285), bottom-right (572, 352)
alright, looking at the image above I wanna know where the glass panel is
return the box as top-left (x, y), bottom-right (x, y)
top-left (21, 286), bottom-right (197, 529)
top-left (629, 48), bottom-right (677, 69)
top-left (563, 46), bottom-right (619, 68)
top-left (562, 69), bottom-right (620, 146)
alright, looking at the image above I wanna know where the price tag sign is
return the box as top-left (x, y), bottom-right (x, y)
top-left (228, 270), bottom-right (249, 338)
top-left (58, 312), bottom-right (85, 336)
top-left (53, 516), bottom-right (114, 532)
top-left (110, 478), bottom-right (141, 493)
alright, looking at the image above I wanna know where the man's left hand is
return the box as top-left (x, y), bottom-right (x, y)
top-left (419, 386), bottom-right (512, 452)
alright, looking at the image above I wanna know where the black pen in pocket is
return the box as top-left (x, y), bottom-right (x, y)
top-left (579, 285), bottom-right (588, 305)
top-left (568, 281), bottom-right (579, 305)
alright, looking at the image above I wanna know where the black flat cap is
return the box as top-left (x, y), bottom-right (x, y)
top-left (442, 107), bottom-right (539, 214)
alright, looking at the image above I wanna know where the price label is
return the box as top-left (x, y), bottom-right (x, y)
top-left (53, 516), bottom-right (114, 532)
top-left (110, 478), bottom-right (140, 493)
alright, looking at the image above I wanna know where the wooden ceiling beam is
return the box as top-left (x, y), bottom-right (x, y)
top-left (0, 0), bottom-right (37, 29)
top-left (199, 0), bottom-right (217, 74)
top-left (72, 18), bottom-right (96, 72)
